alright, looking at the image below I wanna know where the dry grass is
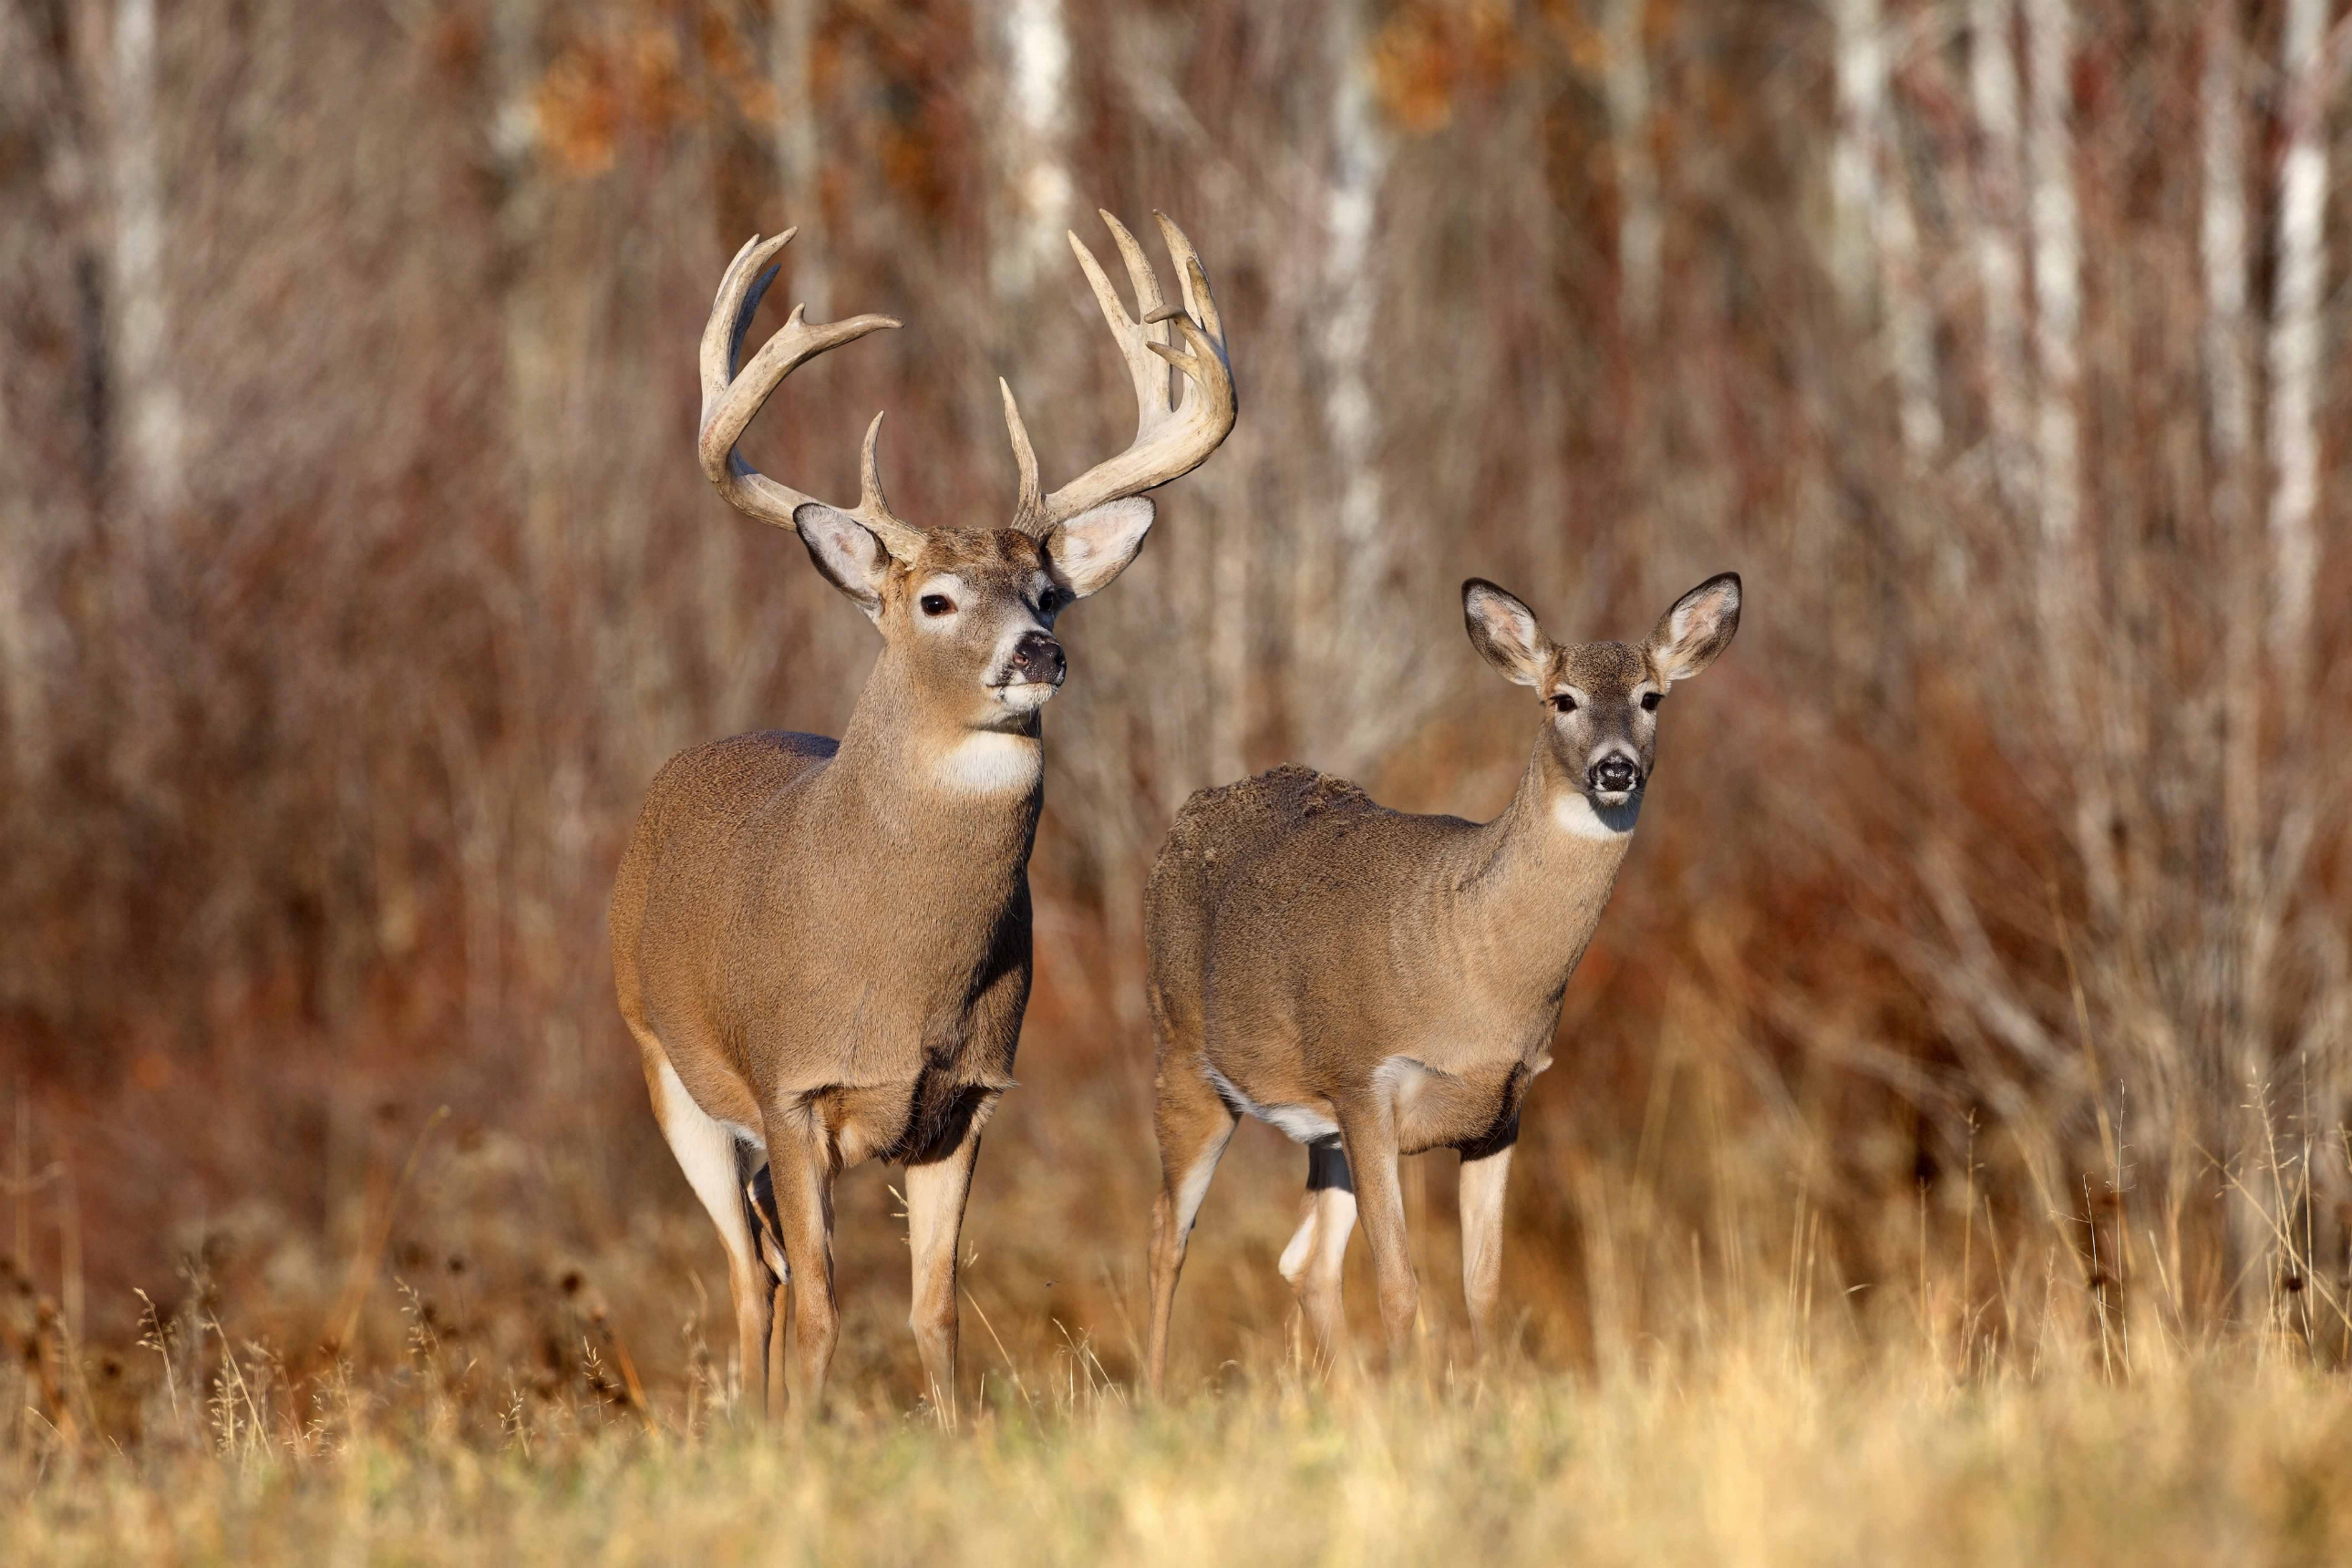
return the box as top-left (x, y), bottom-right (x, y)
top-left (8, 1047), bottom-right (2352, 1563)
top-left (10, 1302), bottom-right (2352, 1564)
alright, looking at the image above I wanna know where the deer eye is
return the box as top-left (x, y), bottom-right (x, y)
top-left (1551, 693), bottom-right (1578, 714)
top-left (1640, 691), bottom-right (1662, 712)
top-left (920, 593), bottom-right (954, 617)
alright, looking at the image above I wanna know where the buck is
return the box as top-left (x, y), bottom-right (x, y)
top-left (611, 212), bottom-right (1233, 1419)
top-left (1140, 573), bottom-right (1741, 1390)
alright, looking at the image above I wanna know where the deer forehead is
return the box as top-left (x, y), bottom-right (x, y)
top-left (1551, 641), bottom-right (1650, 696)
top-left (893, 531), bottom-right (1047, 592)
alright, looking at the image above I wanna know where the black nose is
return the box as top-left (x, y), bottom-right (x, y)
top-left (1588, 754), bottom-right (1641, 794)
top-left (1009, 631), bottom-right (1066, 686)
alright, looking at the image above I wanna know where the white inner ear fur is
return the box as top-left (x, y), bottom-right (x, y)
top-left (1654, 581), bottom-right (1740, 681)
top-left (1047, 497), bottom-right (1156, 599)
top-left (1465, 583), bottom-right (1548, 686)
top-left (793, 502), bottom-right (891, 619)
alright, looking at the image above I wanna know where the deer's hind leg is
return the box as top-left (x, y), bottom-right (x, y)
top-left (1277, 1139), bottom-right (1359, 1372)
top-left (643, 1048), bottom-right (774, 1420)
top-left (1145, 1056), bottom-right (1238, 1398)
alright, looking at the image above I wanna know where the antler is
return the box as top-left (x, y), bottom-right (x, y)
top-left (696, 230), bottom-right (923, 556)
top-left (1001, 211), bottom-right (1237, 537)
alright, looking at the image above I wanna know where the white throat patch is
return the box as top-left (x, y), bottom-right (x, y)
top-left (934, 729), bottom-right (1044, 795)
top-left (1553, 789), bottom-right (1639, 841)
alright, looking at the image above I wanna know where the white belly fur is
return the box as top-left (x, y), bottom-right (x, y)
top-left (1204, 1063), bottom-right (1341, 1144)
top-left (1204, 1055), bottom-right (1451, 1146)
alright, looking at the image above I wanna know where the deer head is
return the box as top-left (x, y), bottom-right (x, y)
top-left (695, 213), bottom-right (1235, 740)
top-left (1463, 573), bottom-right (1742, 807)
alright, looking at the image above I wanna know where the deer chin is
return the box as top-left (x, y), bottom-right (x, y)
top-left (1554, 788), bottom-right (1641, 839)
top-left (987, 678), bottom-right (1058, 716)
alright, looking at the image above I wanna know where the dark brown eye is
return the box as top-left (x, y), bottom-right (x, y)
top-left (1551, 694), bottom-right (1577, 714)
top-left (1640, 691), bottom-right (1662, 712)
top-left (920, 593), bottom-right (954, 617)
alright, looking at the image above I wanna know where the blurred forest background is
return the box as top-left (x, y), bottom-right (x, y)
top-left (2, 0), bottom-right (2350, 1421)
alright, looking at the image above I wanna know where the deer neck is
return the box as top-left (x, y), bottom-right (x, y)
top-left (1449, 734), bottom-right (1640, 1008)
top-left (823, 647), bottom-right (1046, 853)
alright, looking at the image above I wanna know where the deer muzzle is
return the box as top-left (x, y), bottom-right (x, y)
top-left (1004, 631), bottom-right (1066, 688)
top-left (1586, 752), bottom-right (1642, 799)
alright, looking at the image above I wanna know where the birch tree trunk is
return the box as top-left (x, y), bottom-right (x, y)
top-left (2022, 0), bottom-right (2119, 923)
top-left (2198, 1), bottom-right (2277, 1329)
top-left (2267, 0), bottom-right (2330, 731)
top-left (1602, 0), bottom-right (1661, 338)
top-left (109, 0), bottom-right (183, 521)
top-left (770, 0), bottom-right (828, 321)
top-left (1970, 0), bottom-right (2032, 514)
top-left (1835, 0), bottom-right (1942, 466)
top-left (2200, 10), bottom-right (2260, 1024)
top-left (993, 0), bottom-right (1074, 302)
top-left (1302, 0), bottom-right (1418, 777)
top-left (1831, 0), bottom-right (1886, 319)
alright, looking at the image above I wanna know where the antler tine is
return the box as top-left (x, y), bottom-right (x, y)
top-left (1067, 222), bottom-right (1175, 438)
top-left (999, 380), bottom-right (1047, 532)
top-left (1154, 212), bottom-right (1224, 360)
top-left (858, 411), bottom-right (903, 525)
top-left (696, 230), bottom-right (922, 555)
top-left (1026, 211), bottom-right (1236, 531)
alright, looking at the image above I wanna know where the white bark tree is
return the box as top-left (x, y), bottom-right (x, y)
top-left (1832, 0), bottom-right (1941, 464)
top-left (109, 0), bottom-right (183, 520)
top-left (2200, 7), bottom-right (2260, 997)
top-left (2267, 0), bottom-right (2331, 728)
top-left (770, 0), bottom-right (828, 321)
top-left (2022, 0), bottom-right (2118, 922)
top-left (1300, 0), bottom-right (1420, 778)
top-left (1601, 0), bottom-right (1661, 337)
top-left (993, 0), bottom-right (1075, 301)
top-left (1970, 0), bottom-right (2031, 513)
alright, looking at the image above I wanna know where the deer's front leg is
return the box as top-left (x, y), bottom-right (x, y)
top-left (1336, 1098), bottom-right (1418, 1369)
top-left (903, 1093), bottom-right (995, 1426)
top-left (1458, 1141), bottom-right (1515, 1358)
top-left (760, 1108), bottom-right (839, 1420)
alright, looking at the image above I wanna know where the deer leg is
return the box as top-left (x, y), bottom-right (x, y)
top-left (1458, 1141), bottom-right (1516, 1358)
top-left (903, 1096), bottom-right (992, 1426)
top-left (760, 1108), bottom-right (839, 1420)
top-left (1336, 1100), bottom-right (1418, 1370)
top-left (746, 1162), bottom-right (792, 1417)
top-left (1145, 1064), bottom-right (1238, 1397)
top-left (645, 1053), bottom-right (773, 1420)
top-left (1277, 1140), bottom-right (1358, 1372)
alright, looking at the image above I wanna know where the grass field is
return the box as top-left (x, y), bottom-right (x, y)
top-left (9, 1343), bottom-right (2352, 1565)
top-left (8, 1045), bottom-right (2351, 1565)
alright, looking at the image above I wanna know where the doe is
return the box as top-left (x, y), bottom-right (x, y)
top-left (1140, 573), bottom-right (1740, 1390)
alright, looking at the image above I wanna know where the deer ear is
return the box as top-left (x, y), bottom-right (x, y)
top-left (1646, 573), bottom-right (1741, 684)
top-left (1462, 579), bottom-right (1550, 687)
top-left (1042, 498), bottom-right (1154, 600)
top-left (793, 503), bottom-right (891, 622)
